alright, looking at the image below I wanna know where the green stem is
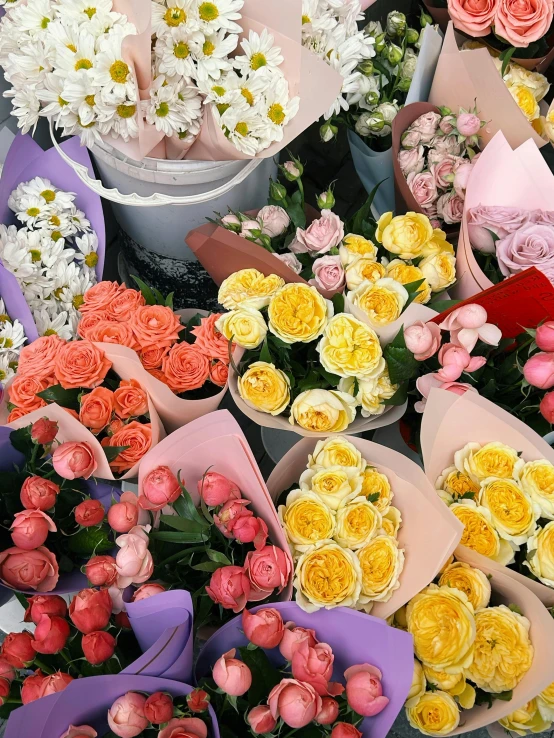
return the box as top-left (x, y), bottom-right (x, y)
top-left (297, 179), bottom-right (305, 210)
top-left (156, 545), bottom-right (207, 569)
top-left (59, 649), bottom-right (72, 665)
top-left (3, 697), bottom-right (22, 705)
top-left (33, 658), bottom-right (54, 675)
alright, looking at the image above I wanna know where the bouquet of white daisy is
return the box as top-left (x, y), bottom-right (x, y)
top-left (0, 295), bottom-right (27, 385)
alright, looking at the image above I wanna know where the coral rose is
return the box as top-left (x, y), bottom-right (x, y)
top-left (191, 313), bottom-right (230, 362)
top-left (54, 340), bottom-right (112, 390)
top-left (85, 555), bottom-right (118, 587)
top-left (74, 499), bottom-right (105, 527)
top-left (162, 343), bottom-right (210, 393)
top-left (268, 678), bottom-right (322, 729)
top-left (140, 466), bottom-right (182, 511)
top-left (17, 334), bottom-right (64, 379)
top-left (0, 546), bottom-right (59, 592)
top-left (53, 442), bottom-right (97, 480)
top-left (89, 320), bottom-right (138, 351)
top-left (331, 724), bottom-right (363, 738)
top-left (345, 664), bottom-right (389, 717)
top-left (187, 689), bottom-right (210, 713)
top-left (1, 631), bottom-right (35, 668)
top-left (105, 287), bottom-right (146, 322)
top-left (247, 705), bottom-right (277, 734)
top-left (8, 376), bottom-right (49, 411)
top-left (242, 607), bottom-right (284, 648)
top-left (449, 0), bottom-right (497, 37)
top-left (212, 649), bottom-right (252, 696)
top-left (114, 379), bottom-right (149, 419)
top-left (316, 698), bottom-right (340, 725)
top-left (158, 718), bottom-right (207, 738)
top-left (21, 670), bottom-right (45, 704)
top-left (107, 500), bottom-right (139, 533)
top-left (79, 387), bottom-right (114, 433)
top-left (199, 471), bottom-right (240, 507)
top-left (77, 311), bottom-right (110, 341)
top-left (132, 583), bottom-right (166, 601)
top-left (37, 671), bottom-right (73, 698)
top-left (69, 588), bottom-right (112, 634)
top-left (10, 509), bottom-right (56, 550)
top-left (291, 639), bottom-right (338, 696)
top-left (107, 692), bottom-right (148, 738)
top-left (206, 565), bottom-right (250, 612)
top-left (209, 360), bottom-right (229, 387)
top-left (139, 345), bottom-right (169, 371)
top-left (80, 281), bottom-right (125, 314)
top-left (495, 0), bottom-right (553, 47)
top-left (24, 594), bottom-right (67, 624)
top-left (103, 422), bottom-right (152, 473)
top-left (130, 305), bottom-right (182, 350)
top-left (245, 545), bottom-right (291, 600)
top-left (31, 614), bottom-right (70, 654)
top-left (144, 692), bottom-right (174, 724)
top-left (20, 476), bottom-right (59, 511)
top-left (7, 408), bottom-right (30, 423)
top-left (279, 623), bottom-right (319, 661)
top-left (81, 631), bottom-right (116, 665)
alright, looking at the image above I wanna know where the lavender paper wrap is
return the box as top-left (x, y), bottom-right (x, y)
top-left (0, 263), bottom-right (38, 342)
top-left (196, 601), bottom-right (414, 738)
top-left (4, 674), bottom-right (221, 738)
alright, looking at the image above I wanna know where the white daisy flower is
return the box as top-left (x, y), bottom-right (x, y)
top-left (15, 196), bottom-right (53, 228)
top-left (37, 72), bottom-right (75, 122)
top-left (33, 307), bottom-right (74, 341)
top-left (47, 18), bottom-right (83, 58)
top-left (73, 232), bottom-right (100, 270)
top-left (224, 70), bottom-right (268, 109)
top-left (56, 29), bottom-right (97, 76)
top-left (260, 77), bottom-right (300, 141)
top-left (234, 29), bottom-right (284, 79)
top-left (68, 206), bottom-right (91, 233)
top-left (62, 68), bottom-right (101, 126)
top-left (59, 112), bottom-right (103, 147)
top-left (16, 177), bottom-right (76, 210)
top-left (94, 34), bottom-right (136, 101)
top-left (144, 77), bottom-right (186, 136)
top-left (196, 0), bottom-right (243, 35)
top-left (8, 41), bottom-right (51, 84)
top-left (156, 26), bottom-right (202, 78)
top-left (218, 102), bottom-right (266, 156)
top-left (0, 319), bottom-right (26, 353)
top-left (10, 0), bottom-right (55, 36)
top-left (57, 269), bottom-right (94, 311)
top-left (0, 354), bottom-right (17, 385)
top-left (58, 0), bottom-right (114, 25)
top-left (0, 237), bottom-right (37, 280)
top-left (152, 0), bottom-right (197, 35)
top-left (97, 98), bottom-right (140, 141)
top-left (189, 29), bottom-right (237, 81)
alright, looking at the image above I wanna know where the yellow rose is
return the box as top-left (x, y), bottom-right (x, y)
top-left (406, 660), bottom-right (426, 708)
top-left (382, 506), bottom-right (402, 537)
top-left (439, 561), bottom-right (491, 611)
top-left (279, 489), bottom-right (335, 553)
top-left (348, 277), bottom-right (409, 328)
top-left (375, 212), bottom-right (393, 243)
top-left (505, 64), bottom-right (550, 102)
top-left (386, 260), bottom-right (432, 304)
top-left (538, 680), bottom-right (554, 722)
top-left (334, 496), bottom-right (382, 549)
top-left (406, 691), bottom-right (460, 736)
top-left (466, 605), bottom-right (533, 693)
top-left (238, 361), bottom-right (290, 415)
top-left (394, 604), bottom-right (408, 629)
top-left (308, 436), bottom-right (365, 472)
top-left (357, 534), bottom-right (404, 607)
top-left (216, 308), bottom-right (267, 349)
top-left (422, 667), bottom-right (476, 709)
top-left (361, 466), bottom-right (393, 512)
top-left (340, 234), bottom-right (378, 265)
top-left (268, 283), bottom-right (330, 344)
top-left (218, 269), bottom-right (285, 309)
top-left (300, 465), bottom-right (362, 510)
top-left (419, 252), bottom-right (456, 292)
top-left (436, 465), bottom-right (480, 504)
top-left (455, 441), bottom-right (524, 483)
top-left (520, 459), bottom-right (554, 519)
top-left (317, 313), bottom-right (384, 379)
top-left (525, 521), bottom-right (554, 587)
top-left (479, 477), bottom-right (538, 545)
top-left (500, 699), bottom-right (551, 736)
top-left (345, 258), bottom-right (387, 291)
top-left (407, 585), bottom-right (476, 674)
top-left (294, 539), bottom-right (362, 612)
top-left (339, 368), bottom-right (398, 419)
top-left (420, 229), bottom-right (455, 258)
top-left (290, 389), bottom-right (357, 434)
top-left (378, 212), bottom-right (434, 260)
top-left (508, 83), bottom-right (540, 121)
top-left (450, 500), bottom-right (515, 565)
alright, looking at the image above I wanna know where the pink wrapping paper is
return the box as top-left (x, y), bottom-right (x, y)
top-left (345, 297), bottom-right (438, 345)
top-left (265, 435), bottom-right (462, 619)
top-left (421, 388), bottom-right (554, 607)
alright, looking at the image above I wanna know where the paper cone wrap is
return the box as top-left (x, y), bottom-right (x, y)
top-left (345, 295), bottom-right (439, 346)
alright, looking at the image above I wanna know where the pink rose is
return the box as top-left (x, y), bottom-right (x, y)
top-left (158, 718), bottom-right (207, 738)
top-left (212, 648), bottom-right (252, 696)
top-left (414, 372), bottom-right (479, 412)
top-left (430, 155), bottom-right (458, 189)
top-left (453, 160), bottom-right (474, 197)
top-left (115, 525), bottom-right (153, 589)
top-left (132, 583), bottom-right (166, 601)
top-left (495, 0), bottom-right (553, 47)
top-left (331, 723), bottom-right (362, 738)
top-left (52, 442), bottom-right (97, 480)
top-left (524, 352), bottom-right (554, 389)
top-left (437, 343), bottom-right (486, 382)
top-left (258, 205), bottom-right (290, 238)
top-left (410, 111), bottom-right (442, 143)
top-left (206, 565), bottom-right (250, 612)
top-left (221, 213), bottom-right (241, 229)
top-left (457, 112), bottom-right (482, 137)
top-left (536, 321), bottom-right (554, 352)
top-left (440, 304), bottom-right (502, 352)
top-left (274, 252), bottom-right (302, 274)
top-left (10, 510), bottom-right (56, 550)
top-left (439, 115), bottom-right (456, 134)
top-left (245, 545), bottom-right (291, 601)
top-left (401, 129), bottom-right (422, 149)
top-left (139, 466), bottom-right (182, 511)
top-left (37, 671), bottom-right (73, 698)
top-left (107, 500), bottom-right (138, 534)
top-left (241, 219), bottom-right (262, 240)
top-left (232, 516), bottom-right (268, 549)
top-left (398, 146), bottom-right (425, 177)
top-left (268, 679), bottom-right (322, 729)
top-left (437, 192), bottom-right (464, 224)
top-left (0, 546), bottom-right (59, 592)
top-left (75, 499), bottom-right (105, 528)
top-left (448, 0), bottom-right (497, 36)
top-left (198, 472), bottom-right (240, 507)
top-left (107, 692), bottom-right (148, 738)
top-left (345, 664), bottom-right (389, 717)
top-left (431, 135), bottom-right (462, 156)
top-left (242, 607), bottom-right (284, 648)
top-left (404, 321), bottom-right (441, 360)
top-left (247, 705), bottom-right (277, 734)
top-left (533, 210), bottom-right (554, 225)
top-left (467, 205), bottom-right (530, 253)
top-left (309, 255), bottom-right (346, 292)
top-left (407, 171), bottom-right (438, 208)
top-left (316, 697), bottom-right (340, 725)
top-left (291, 639), bottom-right (338, 696)
top-left (496, 223), bottom-right (554, 279)
top-left (214, 499), bottom-right (252, 538)
top-left (540, 390), bottom-right (554, 422)
top-left (60, 726), bottom-right (97, 738)
top-left (291, 210), bottom-right (344, 255)
top-left (279, 622), bottom-right (319, 661)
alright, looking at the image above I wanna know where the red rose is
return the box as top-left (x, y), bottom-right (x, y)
top-left (31, 615), bottom-right (70, 655)
top-left (81, 631), bottom-right (116, 665)
top-left (31, 418), bottom-right (58, 446)
top-left (144, 692), bottom-right (174, 723)
top-left (186, 689), bottom-right (210, 714)
top-left (69, 588), bottom-right (112, 634)
top-left (85, 555), bottom-right (118, 587)
top-left (21, 670), bottom-right (45, 704)
top-left (74, 499), bottom-right (105, 528)
top-left (1, 631), bottom-right (35, 668)
top-left (24, 594), bottom-right (67, 624)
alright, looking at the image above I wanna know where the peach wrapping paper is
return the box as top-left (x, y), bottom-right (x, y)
top-left (265, 435), bottom-right (463, 619)
top-left (138, 409), bottom-right (293, 599)
top-left (420, 388), bottom-right (554, 607)
top-left (454, 131), bottom-right (554, 300)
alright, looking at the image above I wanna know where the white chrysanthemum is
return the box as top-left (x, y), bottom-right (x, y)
top-left (190, 29), bottom-right (237, 81)
top-left (5, 85), bottom-right (41, 134)
top-left (217, 102), bottom-right (266, 156)
top-left (55, 29), bottom-right (97, 76)
top-left (152, 0), bottom-right (197, 35)
top-left (58, 0), bottom-right (114, 25)
top-left (156, 26), bottom-right (202, 78)
top-left (61, 68), bottom-right (101, 126)
top-left (260, 77), bottom-right (300, 141)
top-left (94, 33), bottom-right (136, 101)
top-left (97, 98), bottom-right (139, 141)
top-left (36, 73), bottom-right (74, 122)
top-left (15, 196), bottom-right (53, 228)
top-left (16, 177), bottom-right (76, 210)
top-left (33, 307), bottom-right (75, 341)
top-left (59, 111), bottom-right (102, 147)
top-left (0, 354), bottom-right (17, 384)
top-left (73, 232), bottom-right (100, 270)
top-left (233, 29), bottom-right (284, 78)
top-left (9, 0), bottom-right (54, 36)
top-left (0, 318), bottom-right (26, 354)
top-left (196, 0), bottom-right (243, 34)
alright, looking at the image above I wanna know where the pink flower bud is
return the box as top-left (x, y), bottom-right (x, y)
top-left (212, 648), bottom-right (252, 696)
top-left (107, 692), bottom-right (148, 738)
top-left (84, 555), bottom-right (118, 587)
top-left (404, 321), bottom-right (441, 361)
top-left (81, 631), bottom-right (116, 665)
top-left (198, 472), bottom-right (240, 507)
top-left (10, 509), bottom-right (56, 550)
top-left (242, 607), bottom-right (284, 648)
top-left (279, 622), bottom-right (318, 661)
top-left (316, 697), bottom-right (340, 725)
top-left (345, 664), bottom-right (389, 717)
top-left (53, 442), bottom-right (97, 480)
top-left (139, 466), bottom-right (181, 511)
top-left (107, 501), bottom-right (138, 533)
top-left (524, 352), bottom-right (554, 389)
top-left (132, 583), bottom-right (165, 601)
top-left (20, 477), bottom-right (59, 511)
top-left (540, 391), bottom-right (554, 423)
top-left (74, 499), bottom-right (105, 528)
top-left (457, 112), bottom-right (481, 137)
top-left (536, 322), bottom-right (554, 352)
top-left (247, 705), bottom-right (277, 734)
top-left (144, 692), bottom-right (174, 724)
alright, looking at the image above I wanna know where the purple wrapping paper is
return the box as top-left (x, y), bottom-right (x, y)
top-left (0, 263), bottom-right (38, 342)
top-left (4, 675), bottom-right (221, 738)
top-left (196, 601), bottom-right (414, 738)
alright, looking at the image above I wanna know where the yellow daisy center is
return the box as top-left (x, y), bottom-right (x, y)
top-left (156, 102), bottom-right (170, 117)
top-left (58, 96), bottom-right (68, 107)
top-left (84, 7), bottom-right (97, 19)
top-left (51, 231), bottom-right (63, 242)
top-left (268, 103), bottom-right (285, 125)
top-left (216, 103), bottom-right (229, 115)
top-left (49, 215), bottom-right (61, 227)
top-left (235, 121), bottom-right (249, 136)
top-left (110, 60), bottom-right (130, 83)
top-left (0, 370), bottom-right (6, 382)
top-left (117, 103), bottom-right (136, 118)
top-left (75, 58), bottom-right (93, 71)
top-left (29, 249), bottom-right (42, 263)
top-left (212, 85), bottom-right (225, 97)
top-left (27, 207), bottom-right (40, 217)
top-left (241, 88), bottom-right (254, 106)
top-left (203, 40), bottom-right (215, 56)
top-left (67, 43), bottom-right (77, 53)
top-left (40, 189), bottom-right (56, 203)
top-left (250, 52), bottom-right (267, 71)
top-left (54, 287), bottom-right (64, 299)
top-left (0, 315), bottom-right (11, 324)
top-left (302, 14), bottom-right (311, 23)
top-left (85, 94), bottom-right (95, 106)
top-left (41, 17), bottom-right (50, 29)
top-left (0, 338), bottom-right (13, 349)
top-left (85, 252), bottom-right (99, 268)
top-left (199, 2), bottom-right (219, 21)
top-left (73, 294), bottom-right (84, 310)
top-left (164, 7), bottom-right (186, 26)
top-left (43, 329), bottom-right (58, 336)
top-left (174, 41), bottom-right (190, 59)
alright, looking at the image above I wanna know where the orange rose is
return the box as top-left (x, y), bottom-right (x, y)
top-left (162, 344), bottom-right (210, 394)
top-left (88, 320), bottom-right (138, 351)
top-left (114, 379), bottom-right (149, 419)
top-left (130, 306), bottom-right (182, 350)
top-left (7, 407), bottom-right (31, 423)
top-left (9, 376), bottom-right (50, 411)
top-left (17, 335), bottom-right (64, 380)
top-left (107, 418), bottom-right (124, 435)
top-left (140, 345), bottom-right (169, 371)
top-left (54, 341), bottom-right (112, 390)
top-left (78, 312), bottom-right (110, 341)
top-left (105, 287), bottom-right (146, 322)
top-left (103, 421), bottom-right (152, 473)
top-left (79, 387), bottom-right (115, 433)
top-left (147, 368), bottom-right (172, 386)
top-left (80, 281), bottom-right (125, 315)
top-left (210, 360), bottom-right (229, 387)
top-left (192, 313), bottom-right (233, 363)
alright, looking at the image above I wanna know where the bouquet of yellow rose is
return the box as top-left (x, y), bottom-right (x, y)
top-left (491, 686), bottom-right (554, 736)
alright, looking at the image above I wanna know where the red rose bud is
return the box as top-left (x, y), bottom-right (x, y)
top-left (0, 657), bottom-right (15, 683)
top-left (114, 611), bottom-right (131, 629)
top-left (1, 631), bottom-right (35, 668)
top-left (24, 594), bottom-right (67, 625)
top-left (0, 676), bottom-right (11, 701)
top-left (139, 466), bottom-right (181, 511)
top-left (20, 477), bottom-right (60, 511)
top-left (247, 705), bottom-right (276, 734)
top-left (38, 671), bottom-right (73, 698)
top-left (186, 689), bottom-right (210, 713)
top-left (316, 697), bottom-right (340, 725)
top-left (31, 615), bottom-right (70, 655)
top-left (81, 631), bottom-right (116, 665)
top-left (10, 509), bottom-right (56, 550)
top-left (198, 472), bottom-right (240, 507)
top-left (74, 499), bottom-right (105, 528)
top-left (84, 555), bottom-right (118, 587)
top-left (242, 608), bottom-right (284, 649)
top-left (331, 724), bottom-right (362, 738)
top-left (31, 418), bottom-right (58, 446)
top-left (107, 501), bottom-right (138, 534)
top-left (540, 391), bottom-right (554, 424)
top-left (69, 588), bottom-right (112, 634)
top-left (21, 670), bottom-right (45, 704)
top-left (131, 583), bottom-right (165, 602)
top-left (144, 692), bottom-right (174, 723)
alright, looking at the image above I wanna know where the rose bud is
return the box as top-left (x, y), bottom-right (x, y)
top-left (1, 631), bottom-right (35, 668)
top-left (198, 472), bottom-right (240, 507)
top-left (242, 608), bottom-right (284, 649)
top-left (107, 501), bottom-right (138, 533)
top-left (21, 670), bottom-right (45, 704)
top-left (132, 583), bottom-right (165, 602)
top-left (107, 691), bottom-right (148, 738)
top-left (31, 418), bottom-right (58, 446)
top-left (10, 509), bottom-right (56, 550)
top-left (38, 671), bottom-right (73, 698)
top-left (0, 657), bottom-right (15, 684)
top-left (115, 611), bottom-right (131, 629)
top-left (247, 705), bottom-right (277, 734)
top-left (31, 615), bottom-right (70, 654)
top-left (20, 477), bottom-right (59, 511)
top-left (540, 391), bottom-right (554, 424)
top-left (157, 718), bottom-right (208, 738)
top-left (85, 555), bottom-right (118, 587)
top-left (0, 676), bottom-right (10, 702)
top-left (212, 648), bottom-right (252, 696)
top-left (81, 631), bottom-right (116, 665)
top-left (75, 499), bottom-right (105, 528)
top-left (345, 664), bottom-right (389, 717)
top-left (523, 352), bottom-right (554, 390)
top-left (186, 688), bottom-right (210, 713)
top-left (292, 640), bottom-right (341, 697)
top-left (536, 322), bottom-right (554, 352)
top-left (268, 678), bottom-right (321, 729)
top-left (206, 565), bottom-right (250, 613)
top-left (331, 724), bottom-right (362, 738)
top-left (69, 588), bottom-right (112, 634)
top-left (53, 441), bottom-right (97, 480)
top-left (60, 726), bottom-right (98, 738)
top-left (24, 594), bottom-right (67, 625)
top-left (233, 516), bottom-right (268, 550)
top-left (213, 499), bottom-right (252, 538)
top-left (279, 622), bottom-right (318, 661)
top-left (139, 466), bottom-right (181, 511)
top-left (317, 697), bottom-right (340, 725)
top-left (144, 692), bottom-right (174, 723)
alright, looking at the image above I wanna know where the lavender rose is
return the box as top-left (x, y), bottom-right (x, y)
top-left (497, 223), bottom-right (554, 281)
top-left (532, 210), bottom-right (554, 226)
top-left (309, 255), bottom-right (346, 292)
top-left (407, 171), bottom-right (438, 209)
top-left (289, 210), bottom-right (344, 255)
top-left (398, 146), bottom-right (425, 177)
top-left (467, 205), bottom-right (531, 253)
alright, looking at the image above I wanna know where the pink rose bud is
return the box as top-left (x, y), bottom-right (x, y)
top-left (1, 631), bottom-right (35, 668)
top-left (60, 726), bottom-right (98, 738)
top-left (206, 565), bottom-right (250, 613)
top-left (198, 472), bottom-right (240, 507)
top-left (0, 657), bottom-right (15, 684)
top-left (157, 718), bottom-right (208, 738)
top-left (275, 252), bottom-right (302, 275)
top-left (242, 607), bottom-right (285, 649)
top-left (292, 640), bottom-right (338, 697)
top-left (404, 321), bottom-right (441, 361)
top-left (331, 724), bottom-right (362, 738)
top-left (258, 205), bottom-right (290, 238)
top-left (31, 615), bottom-right (70, 655)
top-left (81, 631), bottom-right (116, 665)
top-left (283, 161), bottom-right (301, 179)
top-left (221, 213), bottom-right (241, 230)
top-left (114, 526), bottom-right (154, 589)
top-left (38, 671), bottom-right (73, 698)
top-left (268, 678), bottom-right (322, 729)
top-left (107, 692), bottom-right (148, 738)
top-left (139, 466), bottom-right (182, 511)
top-left (187, 688), bottom-right (210, 713)
top-left (316, 697), bottom-right (340, 725)
top-left (279, 622), bottom-right (318, 662)
top-left (456, 112), bottom-right (481, 137)
top-left (212, 648), bottom-right (252, 696)
top-left (75, 499), bottom-right (105, 528)
top-left (214, 499), bottom-right (252, 538)
top-left (132, 583), bottom-right (166, 602)
top-left (69, 588), bottom-right (112, 634)
top-left (345, 664), bottom-right (389, 717)
top-left (0, 546), bottom-right (59, 593)
top-left (247, 705), bottom-right (277, 734)
top-left (107, 501), bottom-right (138, 533)
top-left (85, 555), bottom-right (118, 587)
top-left (21, 670), bottom-right (45, 704)
top-left (524, 352), bottom-right (554, 389)
top-left (540, 391), bottom-right (554, 423)
top-left (144, 692), bottom-right (174, 724)
top-left (31, 418), bottom-right (58, 446)
top-left (20, 476), bottom-right (60, 511)
top-left (536, 322), bottom-right (554, 352)
top-left (232, 516), bottom-right (268, 549)
top-left (10, 509), bottom-right (56, 550)
top-left (53, 442), bottom-right (97, 480)
top-left (309, 255), bottom-right (346, 293)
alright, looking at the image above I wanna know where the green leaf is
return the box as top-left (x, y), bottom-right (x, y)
top-left (508, 603), bottom-right (523, 615)
top-left (384, 328), bottom-right (419, 385)
top-left (348, 180), bottom-right (385, 235)
top-left (367, 492), bottom-right (380, 503)
top-left (316, 365), bottom-right (341, 386)
top-left (207, 549), bottom-right (231, 565)
top-left (159, 515), bottom-right (208, 535)
top-left (14, 592), bottom-right (28, 611)
top-left (382, 382), bottom-right (408, 406)
top-left (68, 526), bottom-right (113, 555)
top-left (259, 338), bottom-right (273, 364)
top-left (131, 275), bottom-right (157, 305)
top-left (8, 426), bottom-right (33, 456)
top-left (332, 292), bottom-right (345, 315)
top-left (150, 530), bottom-right (208, 543)
top-left (499, 46), bottom-right (517, 76)
top-left (191, 560), bottom-right (224, 572)
top-left (288, 202), bottom-right (306, 229)
top-left (103, 445), bottom-right (130, 463)
top-left (431, 299), bottom-right (461, 313)
top-left (175, 475), bottom-right (210, 527)
top-left (165, 292), bottom-right (174, 309)
top-left (238, 646), bottom-right (282, 707)
top-left (37, 384), bottom-right (81, 409)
